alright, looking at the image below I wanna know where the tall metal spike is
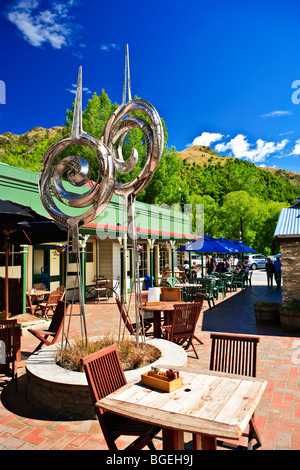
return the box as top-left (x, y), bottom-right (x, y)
top-left (71, 66), bottom-right (83, 139)
top-left (122, 44), bottom-right (132, 104)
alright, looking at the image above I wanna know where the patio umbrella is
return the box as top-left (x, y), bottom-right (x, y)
top-left (229, 240), bottom-right (257, 254)
top-left (177, 235), bottom-right (232, 253)
top-left (0, 201), bottom-right (67, 318)
top-left (5, 219), bottom-right (67, 246)
top-left (214, 237), bottom-right (240, 253)
top-left (0, 200), bottom-right (35, 230)
top-left (0, 201), bottom-right (37, 318)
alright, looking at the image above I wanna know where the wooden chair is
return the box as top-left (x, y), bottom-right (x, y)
top-left (28, 301), bottom-right (69, 353)
top-left (160, 302), bottom-right (203, 358)
top-left (34, 289), bottom-right (64, 318)
top-left (0, 319), bottom-right (21, 391)
top-left (57, 285), bottom-right (65, 298)
top-left (115, 298), bottom-right (153, 337)
top-left (209, 332), bottom-right (262, 449)
top-left (81, 343), bottom-right (161, 450)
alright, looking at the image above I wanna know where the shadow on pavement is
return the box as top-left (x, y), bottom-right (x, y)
top-left (202, 285), bottom-right (299, 338)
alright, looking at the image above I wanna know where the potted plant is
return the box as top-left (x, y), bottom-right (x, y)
top-left (279, 299), bottom-right (300, 331)
top-left (253, 300), bottom-right (280, 325)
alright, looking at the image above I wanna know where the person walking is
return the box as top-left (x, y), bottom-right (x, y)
top-left (206, 255), bottom-right (212, 275)
top-left (265, 257), bottom-right (275, 287)
top-left (274, 257), bottom-right (282, 288)
top-left (211, 253), bottom-right (218, 272)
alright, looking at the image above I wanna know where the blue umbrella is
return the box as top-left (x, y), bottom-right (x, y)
top-left (231, 240), bottom-right (257, 253)
top-left (216, 237), bottom-right (240, 253)
top-left (216, 237), bottom-right (257, 254)
top-left (177, 235), bottom-right (232, 253)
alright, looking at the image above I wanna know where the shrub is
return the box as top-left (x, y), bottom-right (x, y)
top-left (280, 299), bottom-right (300, 315)
top-left (55, 334), bottom-right (161, 372)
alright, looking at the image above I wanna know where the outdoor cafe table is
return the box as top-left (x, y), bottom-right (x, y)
top-left (142, 301), bottom-right (185, 338)
top-left (26, 290), bottom-right (49, 316)
top-left (95, 365), bottom-right (267, 450)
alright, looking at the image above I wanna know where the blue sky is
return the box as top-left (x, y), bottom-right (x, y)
top-left (1, 0), bottom-right (300, 173)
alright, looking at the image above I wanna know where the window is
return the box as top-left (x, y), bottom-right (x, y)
top-left (86, 242), bottom-right (94, 263)
top-left (0, 250), bottom-right (22, 267)
top-left (159, 244), bottom-right (170, 272)
top-left (137, 243), bottom-right (147, 278)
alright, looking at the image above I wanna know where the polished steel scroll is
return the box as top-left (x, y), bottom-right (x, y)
top-left (39, 45), bottom-right (164, 345)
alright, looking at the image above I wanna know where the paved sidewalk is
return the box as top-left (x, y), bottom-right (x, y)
top-left (0, 271), bottom-right (299, 450)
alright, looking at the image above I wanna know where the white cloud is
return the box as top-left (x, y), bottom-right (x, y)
top-left (193, 132), bottom-right (223, 147)
top-left (100, 43), bottom-right (120, 52)
top-left (66, 83), bottom-right (92, 94)
top-left (260, 110), bottom-right (292, 118)
top-left (215, 134), bottom-right (289, 163)
top-left (6, 0), bottom-right (77, 49)
top-left (215, 134), bottom-right (250, 159)
top-left (279, 131), bottom-right (294, 136)
top-left (291, 139), bottom-right (300, 155)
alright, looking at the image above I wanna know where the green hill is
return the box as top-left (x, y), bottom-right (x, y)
top-left (178, 145), bottom-right (300, 207)
top-left (0, 126), bottom-right (64, 171)
top-left (179, 145), bottom-right (300, 190)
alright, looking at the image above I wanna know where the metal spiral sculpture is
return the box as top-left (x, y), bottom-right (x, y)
top-left (39, 45), bottom-right (164, 346)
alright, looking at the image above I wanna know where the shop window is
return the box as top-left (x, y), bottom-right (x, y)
top-left (159, 244), bottom-right (170, 272)
top-left (0, 250), bottom-right (22, 267)
top-left (137, 243), bottom-right (147, 278)
top-left (86, 242), bottom-right (94, 263)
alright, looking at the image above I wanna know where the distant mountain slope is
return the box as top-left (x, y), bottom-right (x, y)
top-left (179, 145), bottom-right (300, 188)
top-left (0, 126), bottom-right (64, 171)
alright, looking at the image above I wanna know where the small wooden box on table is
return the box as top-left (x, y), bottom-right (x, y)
top-left (141, 371), bottom-right (183, 393)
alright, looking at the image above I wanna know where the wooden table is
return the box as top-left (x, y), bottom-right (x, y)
top-left (96, 366), bottom-right (267, 450)
top-left (142, 301), bottom-right (184, 338)
top-left (26, 290), bottom-right (49, 316)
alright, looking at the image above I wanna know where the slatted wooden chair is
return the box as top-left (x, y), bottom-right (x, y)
top-left (57, 285), bottom-right (65, 299)
top-left (81, 343), bottom-right (161, 450)
top-left (160, 302), bottom-right (203, 358)
top-left (209, 332), bottom-right (262, 449)
top-left (0, 319), bottom-right (21, 391)
top-left (115, 298), bottom-right (153, 337)
top-left (28, 301), bottom-right (69, 353)
top-left (34, 289), bottom-right (64, 318)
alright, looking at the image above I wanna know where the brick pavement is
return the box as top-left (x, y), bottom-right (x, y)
top-left (0, 273), bottom-right (299, 450)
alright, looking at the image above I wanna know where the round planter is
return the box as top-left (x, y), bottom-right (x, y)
top-left (279, 308), bottom-right (300, 332)
top-left (254, 304), bottom-right (280, 325)
top-left (25, 338), bottom-right (188, 420)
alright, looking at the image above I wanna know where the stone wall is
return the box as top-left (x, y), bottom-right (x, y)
top-left (280, 238), bottom-right (300, 303)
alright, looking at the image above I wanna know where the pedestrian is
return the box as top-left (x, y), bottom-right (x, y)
top-left (191, 261), bottom-right (199, 278)
top-left (206, 255), bottom-right (212, 275)
top-left (265, 257), bottom-right (275, 287)
top-left (183, 259), bottom-right (189, 276)
top-left (225, 255), bottom-right (232, 272)
top-left (274, 257), bottom-right (282, 288)
top-left (211, 253), bottom-right (218, 272)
